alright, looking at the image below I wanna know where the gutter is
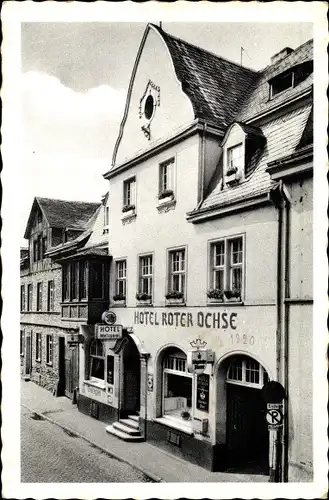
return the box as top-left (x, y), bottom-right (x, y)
top-left (186, 190), bottom-right (272, 223)
top-left (104, 120), bottom-right (224, 180)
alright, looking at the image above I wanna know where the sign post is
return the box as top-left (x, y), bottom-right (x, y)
top-left (261, 381), bottom-right (286, 483)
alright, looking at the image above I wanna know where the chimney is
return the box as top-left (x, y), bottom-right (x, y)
top-left (271, 47), bottom-right (294, 65)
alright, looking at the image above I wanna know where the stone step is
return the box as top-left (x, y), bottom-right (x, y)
top-left (128, 414), bottom-right (140, 422)
top-left (113, 421), bottom-right (141, 435)
top-left (105, 425), bottom-right (143, 442)
top-left (120, 418), bottom-right (139, 430)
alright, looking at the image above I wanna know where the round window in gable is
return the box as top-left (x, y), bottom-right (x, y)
top-left (144, 94), bottom-right (154, 120)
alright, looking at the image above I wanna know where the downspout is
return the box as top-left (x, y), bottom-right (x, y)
top-left (282, 184), bottom-right (291, 483)
top-left (197, 122), bottom-right (207, 208)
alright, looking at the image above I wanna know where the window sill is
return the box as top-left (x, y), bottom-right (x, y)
top-left (84, 379), bottom-right (106, 390)
top-left (165, 299), bottom-right (186, 307)
top-left (154, 417), bottom-right (194, 436)
top-left (121, 211), bottom-right (137, 225)
top-left (20, 353), bottom-right (24, 357)
top-left (136, 301), bottom-right (153, 307)
top-left (35, 359), bottom-right (41, 363)
top-left (46, 362), bottom-right (53, 367)
top-left (157, 198), bottom-right (176, 214)
top-left (207, 300), bottom-right (244, 307)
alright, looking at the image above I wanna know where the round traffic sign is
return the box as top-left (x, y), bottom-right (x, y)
top-left (265, 408), bottom-right (283, 426)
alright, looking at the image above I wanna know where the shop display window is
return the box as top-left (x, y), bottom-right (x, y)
top-left (163, 349), bottom-right (193, 424)
top-left (89, 339), bottom-right (105, 382)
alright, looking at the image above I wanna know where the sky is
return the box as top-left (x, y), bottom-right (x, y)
top-left (20, 21), bottom-right (313, 245)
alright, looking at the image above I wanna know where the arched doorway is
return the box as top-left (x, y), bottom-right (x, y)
top-left (122, 336), bottom-right (141, 416)
top-left (216, 354), bottom-right (269, 474)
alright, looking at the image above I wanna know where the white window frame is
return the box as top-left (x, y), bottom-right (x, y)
top-left (36, 332), bottom-right (42, 362)
top-left (47, 280), bottom-right (54, 311)
top-left (46, 334), bottom-right (53, 364)
top-left (209, 235), bottom-right (244, 298)
top-left (167, 248), bottom-right (186, 297)
top-left (123, 176), bottom-right (136, 208)
top-left (226, 143), bottom-right (243, 175)
top-left (162, 351), bottom-right (193, 426)
top-left (27, 284), bottom-right (33, 311)
top-left (227, 357), bottom-right (268, 389)
top-left (115, 259), bottom-right (127, 297)
top-left (37, 282), bottom-right (43, 311)
top-left (21, 284), bottom-right (26, 311)
top-left (159, 158), bottom-right (175, 195)
top-left (89, 339), bottom-right (105, 382)
top-left (139, 254), bottom-right (153, 297)
top-left (20, 330), bottom-right (25, 356)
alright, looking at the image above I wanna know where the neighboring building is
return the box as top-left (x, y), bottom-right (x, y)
top-left (81, 23), bottom-right (312, 481)
top-left (45, 192), bottom-right (111, 417)
top-left (20, 196), bottom-right (101, 399)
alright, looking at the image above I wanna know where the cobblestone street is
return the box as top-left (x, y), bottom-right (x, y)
top-left (21, 406), bottom-right (153, 483)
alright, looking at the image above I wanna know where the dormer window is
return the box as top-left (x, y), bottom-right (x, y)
top-left (270, 71), bottom-right (294, 98)
top-left (222, 122), bottom-right (266, 187)
top-left (269, 61), bottom-right (313, 100)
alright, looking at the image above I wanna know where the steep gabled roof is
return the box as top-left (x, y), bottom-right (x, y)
top-left (24, 197), bottom-right (100, 239)
top-left (157, 25), bottom-right (259, 129)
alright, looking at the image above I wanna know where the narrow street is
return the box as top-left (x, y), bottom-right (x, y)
top-left (21, 406), bottom-right (153, 483)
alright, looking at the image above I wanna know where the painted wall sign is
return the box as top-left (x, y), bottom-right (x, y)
top-left (95, 324), bottom-right (123, 340)
top-left (134, 310), bottom-right (237, 330)
top-left (196, 374), bottom-right (210, 412)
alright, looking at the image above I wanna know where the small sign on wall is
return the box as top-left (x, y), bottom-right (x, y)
top-left (147, 374), bottom-right (153, 392)
top-left (196, 374), bottom-right (210, 412)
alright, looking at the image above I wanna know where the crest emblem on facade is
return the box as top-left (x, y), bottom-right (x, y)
top-left (139, 79), bottom-right (160, 140)
top-left (189, 337), bottom-right (207, 349)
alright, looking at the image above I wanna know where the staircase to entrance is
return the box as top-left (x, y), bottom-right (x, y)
top-left (106, 415), bottom-right (143, 442)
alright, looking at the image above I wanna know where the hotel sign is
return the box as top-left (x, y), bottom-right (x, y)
top-left (95, 324), bottom-right (123, 340)
top-left (134, 310), bottom-right (237, 330)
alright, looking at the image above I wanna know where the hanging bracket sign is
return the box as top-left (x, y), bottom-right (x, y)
top-left (95, 324), bottom-right (123, 341)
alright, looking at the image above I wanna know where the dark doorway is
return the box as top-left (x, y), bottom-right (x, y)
top-left (122, 338), bottom-right (140, 416)
top-left (226, 383), bottom-right (269, 474)
top-left (65, 345), bottom-right (79, 400)
top-left (58, 337), bottom-right (66, 396)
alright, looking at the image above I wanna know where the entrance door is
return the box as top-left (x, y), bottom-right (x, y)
top-left (65, 346), bottom-right (79, 399)
top-left (58, 337), bottom-right (66, 396)
top-left (226, 383), bottom-right (268, 471)
top-left (25, 334), bottom-right (32, 376)
top-left (123, 339), bottom-right (140, 415)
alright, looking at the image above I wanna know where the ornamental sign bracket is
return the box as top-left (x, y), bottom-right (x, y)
top-left (188, 337), bottom-right (214, 374)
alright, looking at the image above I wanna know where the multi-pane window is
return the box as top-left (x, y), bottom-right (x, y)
top-left (159, 158), bottom-right (174, 194)
top-left (36, 332), bottom-right (42, 361)
top-left (27, 284), bottom-right (33, 311)
top-left (37, 282), bottom-right (43, 311)
top-left (63, 264), bottom-right (70, 301)
top-left (210, 236), bottom-right (244, 295)
top-left (139, 255), bottom-right (153, 296)
top-left (89, 339), bottom-right (105, 381)
top-left (46, 335), bottom-right (53, 364)
top-left (33, 240), bottom-right (38, 262)
top-left (163, 349), bottom-right (193, 424)
top-left (90, 262), bottom-right (104, 299)
top-left (104, 206), bottom-right (109, 226)
top-left (47, 281), bottom-right (54, 311)
top-left (227, 356), bottom-right (268, 388)
top-left (42, 237), bottom-right (47, 258)
top-left (123, 177), bottom-right (136, 208)
top-left (168, 249), bottom-right (186, 295)
top-left (21, 285), bottom-right (26, 311)
top-left (227, 144), bottom-right (243, 174)
top-left (79, 261), bottom-right (88, 299)
top-left (115, 260), bottom-right (127, 296)
top-left (70, 262), bottom-right (78, 300)
top-left (20, 330), bottom-right (25, 356)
